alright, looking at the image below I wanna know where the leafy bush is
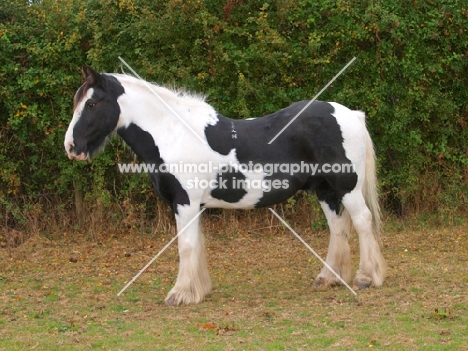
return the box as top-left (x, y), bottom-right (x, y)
top-left (1, 0), bottom-right (467, 234)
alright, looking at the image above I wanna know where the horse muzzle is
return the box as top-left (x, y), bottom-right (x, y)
top-left (65, 141), bottom-right (88, 161)
top-left (68, 152), bottom-right (88, 161)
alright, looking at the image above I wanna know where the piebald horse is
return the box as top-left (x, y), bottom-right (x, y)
top-left (64, 67), bottom-right (386, 305)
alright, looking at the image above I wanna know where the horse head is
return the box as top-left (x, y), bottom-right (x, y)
top-left (64, 66), bottom-right (125, 160)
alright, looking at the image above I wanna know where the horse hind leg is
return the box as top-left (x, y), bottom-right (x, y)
top-left (314, 200), bottom-right (353, 288)
top-left (342, 190), bottom-right (387, 289)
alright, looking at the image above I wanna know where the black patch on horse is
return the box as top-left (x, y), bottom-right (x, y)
top-left (117, 123), bottom-right (190, 213)
top-left (210, 169), bottom-right (248, 203)
top-left (72, 75), bottom-right (125, 157)
top-left (204, 101), bottom-right (357, 213)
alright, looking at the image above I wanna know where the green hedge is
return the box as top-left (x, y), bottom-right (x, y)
top-left (1, 0), bottom-right (467, 228)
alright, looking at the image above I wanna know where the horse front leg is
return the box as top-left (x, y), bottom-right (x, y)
top-left (165, 203), bottom-right (211, 306)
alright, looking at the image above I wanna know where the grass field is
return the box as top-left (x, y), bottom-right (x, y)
top-left (1, 210), bottom-right (467, 350)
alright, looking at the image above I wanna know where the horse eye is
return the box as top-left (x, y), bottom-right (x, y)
top-left (86, 101), bottom-right (96, 109)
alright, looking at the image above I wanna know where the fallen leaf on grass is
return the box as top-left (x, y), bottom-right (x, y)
top-left (197, 322), bottom-right (219, 330)
top-left (197, 322), bottom-right (238, 335)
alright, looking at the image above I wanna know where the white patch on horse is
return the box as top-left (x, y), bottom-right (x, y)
top-left (199, 149), bottom-right (266, 209)
top-left (64, 87), bottom-right (95, 159)
top-left (329, 102), bottom-right (367, 185)
top-left (114, 75), bottom-right (265, 209)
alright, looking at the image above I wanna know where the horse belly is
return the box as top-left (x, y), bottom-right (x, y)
top-left (201, 196), bottom-right (257, 209)
top-left (200, 175), bottom-right (302, 209)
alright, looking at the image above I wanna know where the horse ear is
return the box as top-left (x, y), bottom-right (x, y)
top-left (81, 66), bottom-right (88, 81)
top-left (81, 66), bottom-right (101, 85)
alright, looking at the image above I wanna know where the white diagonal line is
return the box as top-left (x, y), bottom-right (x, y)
top-left (268, 57), bottom-right (357, 144)
top-left (268, 208), bottom-right (357, 296)
top-left (118, 56), bottom-right (207, 145)
top-left (117, 208), bottom-right (206, 296)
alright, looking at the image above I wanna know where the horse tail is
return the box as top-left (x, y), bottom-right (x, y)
top-left (355, 111), bottom-right (381, 239)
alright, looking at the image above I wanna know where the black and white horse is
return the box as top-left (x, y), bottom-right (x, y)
top-left (64, 66), bottom-right (386, 305)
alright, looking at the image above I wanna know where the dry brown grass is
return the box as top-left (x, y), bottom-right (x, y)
top-left (1, 203), bottom-right (467, 350)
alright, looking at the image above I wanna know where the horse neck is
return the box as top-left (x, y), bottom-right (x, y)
top-left (115, 76), bottom-right (218, 159)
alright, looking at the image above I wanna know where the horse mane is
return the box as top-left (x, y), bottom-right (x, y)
top-left (110, 73), bottom-right (208, 105)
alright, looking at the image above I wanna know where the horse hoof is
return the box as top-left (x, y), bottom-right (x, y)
top-left (165, 289), bottom-right (206, 306)
top-left (353, 280), bottom-right (372, 291)
top-left (165, 296), bottom-right (179, 306)
top-left (355, 283), bottom-right (369, 291)
top-left (313, 277), bottom-right (331, 290)
top-left (314, 277), bottom-right (326, 286)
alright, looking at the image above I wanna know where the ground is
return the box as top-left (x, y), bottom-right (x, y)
top-left (1, 211), bottom-right (467, 350)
